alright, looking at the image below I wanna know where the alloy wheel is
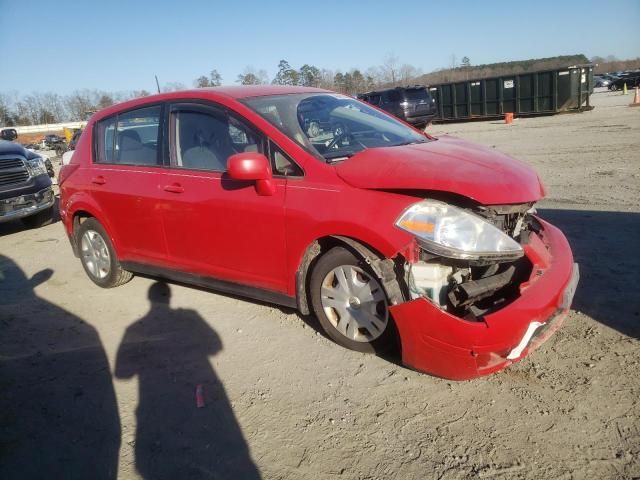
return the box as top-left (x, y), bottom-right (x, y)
top-left (81, 229), bottom-right (111, 279)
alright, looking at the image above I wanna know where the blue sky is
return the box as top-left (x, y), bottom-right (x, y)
top-left (2, 0), bottom-right (639, 94)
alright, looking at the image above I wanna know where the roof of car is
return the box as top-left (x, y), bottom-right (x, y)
top-left (359, 85), bottom-right (428, 96)
top-left (202, 85), bottom-right (330, 98)
top-left (89, 85), bottom-right (332, 122)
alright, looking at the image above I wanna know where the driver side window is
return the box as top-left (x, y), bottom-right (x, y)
top-left (172, 107), bottom-right (263, 172)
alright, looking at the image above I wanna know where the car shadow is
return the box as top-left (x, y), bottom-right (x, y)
top-left (0, 255), bottom-right (121, 479)
top-left (220, 173), bottom-right (253, 191)
top-left (115, 282), bottom-right (261, 479)
top-left (539, 208), bottom-right (640, 339)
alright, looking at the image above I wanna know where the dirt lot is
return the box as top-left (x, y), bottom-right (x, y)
top-left (1, 91), bottom-right (639, 480)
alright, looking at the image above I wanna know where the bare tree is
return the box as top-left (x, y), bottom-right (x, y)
top-left (209, 69), bottom-right (222, 87)
top-left (450, 54), bottom-right (457, 69)
top-left (318, 69), bottom-right (335, 89)
top-left (381, 53), bottom-right (400, 85)
top-left (236, 67), bottom-right (269, 85)
top-left (399, 64), bottom-right (421, 85)
top-left (365, 67), bottom-right (382, 89)
top-left (162, 82), bottom-right (187, 92)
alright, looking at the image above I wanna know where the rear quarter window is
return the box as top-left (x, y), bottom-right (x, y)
top-left (383, 91), bottom-right (402, 102)
top-left (403, 89), bottom-right (431, 101)
top-left (95, 105), bottom-right (162, 166)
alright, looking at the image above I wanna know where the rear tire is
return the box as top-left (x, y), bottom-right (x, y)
top-left (76, 217), bottom-right (133, 288)
top-left (310, 246), bottom-right (395, 354)
top-left (21, 207), bottom-right (53, 228)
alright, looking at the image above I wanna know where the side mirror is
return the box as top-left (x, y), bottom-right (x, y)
top-left (0, 128), bottom-right (18, 141)
top-left (227, 152), bottom-right (275, 196)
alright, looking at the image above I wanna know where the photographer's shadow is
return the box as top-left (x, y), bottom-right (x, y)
top-left (0, 255), bottom-right (120, 479)
top-left (115, 282), bottom-right (260, 479)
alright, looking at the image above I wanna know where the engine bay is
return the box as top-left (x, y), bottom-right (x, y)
top-left (404, 202), bottom-right (537, 320)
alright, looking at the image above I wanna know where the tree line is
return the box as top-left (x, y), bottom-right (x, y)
top-left (0, 54), bottom-right (421, 127)
top-left (0, 90), bottom-right (152, 127)
top-left (2, 53), bottom-right (637, 127)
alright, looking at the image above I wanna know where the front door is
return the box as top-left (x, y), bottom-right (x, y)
top-left (160, 102), bottom-right (288, 293)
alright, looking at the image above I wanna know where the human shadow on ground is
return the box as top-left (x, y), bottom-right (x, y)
top-left (540, 208), bottom-right (640, 339)
top-left (0, 255), bottom-right (120, 479)
top-left (115, 282), bottom-right (261, 479)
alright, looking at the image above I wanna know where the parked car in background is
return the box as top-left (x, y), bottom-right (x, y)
top-left (43, 134), bottom-right (68, 156)
top-left (0, 140), bottom-right (55, 227)
top-left (358, 86), bottom-right (437, 127)
top-left (1, 128), bottom-right (18, 141)
top-left (601, 74), bottom-right (620, 82)
top-left (44, 134), bottom-right (65, 145)
top-left (608, 74), bottom-right (640, 91)
top-left (593, 75), bottom-right (611, 88)
top-left (59, 86), bottom-right (578, 380)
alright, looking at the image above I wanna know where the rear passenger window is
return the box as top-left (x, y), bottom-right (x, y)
top-left (368, 94), bottom-right (382, 105)
top-left (95, 105), bottom-right (161, 165)
top-left (173, 110), bottom-right (263, 171)
top-left (384, 91), bottom-right (402, 103)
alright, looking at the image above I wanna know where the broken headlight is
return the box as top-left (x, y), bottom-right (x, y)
top-left (396, 199), bottom-right (524, 261)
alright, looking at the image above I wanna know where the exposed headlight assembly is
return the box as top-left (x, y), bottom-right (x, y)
top-left (396, 199), bottom-right (523, 261)
top-left (25, 157), bottom-right (47, 177)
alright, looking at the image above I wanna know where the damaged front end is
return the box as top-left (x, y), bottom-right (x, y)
top-left (390, 199), bottom-right (578, 380)
top-left (405, 202), bottom-right (536, 319)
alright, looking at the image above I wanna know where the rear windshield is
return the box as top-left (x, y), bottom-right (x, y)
top-left (403, 89), bottom-right (431, 101)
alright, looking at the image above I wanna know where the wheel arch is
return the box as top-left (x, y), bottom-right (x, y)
top-left (67, 198), bottom-right (122, 259)
top-left (295, 235), bottom-right (407, 315)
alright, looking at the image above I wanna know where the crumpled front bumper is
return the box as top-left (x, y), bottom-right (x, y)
top-left (390, 218), bottom-right (579, 380)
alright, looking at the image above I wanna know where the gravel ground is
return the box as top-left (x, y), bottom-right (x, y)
top-left (1, 90), bottom-right (639, 480)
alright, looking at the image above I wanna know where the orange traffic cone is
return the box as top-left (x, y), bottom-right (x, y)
top-left (631, 87), bottom-right (640, 107)
top-left (504, 112), bottom-right (514, 124)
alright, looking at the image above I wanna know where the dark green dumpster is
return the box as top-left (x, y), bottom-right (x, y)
top-left (429, 64), bottom-right (594, 121)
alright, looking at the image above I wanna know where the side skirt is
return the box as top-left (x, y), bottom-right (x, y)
top-left (121, 261), bottom-right (298, 310)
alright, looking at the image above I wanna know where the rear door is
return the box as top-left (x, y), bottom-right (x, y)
top-left (160, 102), bottom-right (288, 293)
top-left (89, 105), bottom-right (167, 264)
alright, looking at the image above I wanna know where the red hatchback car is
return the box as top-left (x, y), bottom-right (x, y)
top-left (59, 86), bottom-right (579, 380)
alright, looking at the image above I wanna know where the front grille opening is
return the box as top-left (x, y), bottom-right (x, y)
top-left (0, 157), bottom-right (29, 187)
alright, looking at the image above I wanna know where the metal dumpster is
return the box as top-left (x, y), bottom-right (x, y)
top-left (429, 64), bottom-right (594, 121)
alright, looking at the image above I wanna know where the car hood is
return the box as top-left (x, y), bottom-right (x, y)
top-left (334, 136), bottom-right (544, 205)
top-left (0, 140), bottom-right (29, 157)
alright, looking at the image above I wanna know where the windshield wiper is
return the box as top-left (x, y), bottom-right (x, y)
top-left (393, 139), bottom-right (427, 147)
top-left (324, 152), bottom-right (355, 163)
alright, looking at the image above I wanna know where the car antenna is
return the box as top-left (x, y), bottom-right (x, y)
top-left (155, 75), bottom-right (161, 94)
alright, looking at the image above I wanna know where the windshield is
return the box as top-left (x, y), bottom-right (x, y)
top-left (242, 93), bottom-right (429, 162)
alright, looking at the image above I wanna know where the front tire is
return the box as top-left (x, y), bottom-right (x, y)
top-left (310, 247), bottom-right (395, 354)
top-left (76, 217), bottom-right (133, 288)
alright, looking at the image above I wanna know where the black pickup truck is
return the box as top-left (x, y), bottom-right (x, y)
top-left (0, 140), bottom-right (55, 228)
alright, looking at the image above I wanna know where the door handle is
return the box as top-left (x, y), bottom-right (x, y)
top-left (92, 176), bottom-right (106, 185)
top-left (163, 183), bottom-right (184, 193)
